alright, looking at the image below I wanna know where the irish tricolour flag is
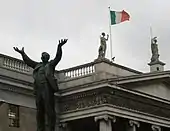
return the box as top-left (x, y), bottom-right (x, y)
top-left (110, 10), bottom-right (130, 25)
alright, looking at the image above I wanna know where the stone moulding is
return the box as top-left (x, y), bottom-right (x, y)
top-left (60, 86), bottom-right (170, 120)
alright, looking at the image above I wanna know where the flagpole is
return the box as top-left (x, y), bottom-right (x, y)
top-left (108, 7), bottom-right (113, 61)
top-left (150, 26), bottom-right (153, 39)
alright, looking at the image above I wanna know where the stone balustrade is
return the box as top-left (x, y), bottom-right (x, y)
top-left (0, 54), bottom-right (96, 80)
top-left (0, 54), bottom-right (141, 84)
top-left (58, 62), bottom-right (95, 80)
top-left (0, 54), bottom-right (31, 74)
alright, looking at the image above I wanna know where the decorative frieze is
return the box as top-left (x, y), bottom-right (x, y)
top-left (60, 86), bottom-right (170, 121)
top-left (61, 94), bottom-right (108, 112)
top-left (60, 89), bottom-right (109, 112)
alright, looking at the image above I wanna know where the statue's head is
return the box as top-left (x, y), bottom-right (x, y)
top-left (102, 32), bottom-right (105, 36)
top-left (41, 52), bottom-right (50, 63)
top-left (151, 37), bottom-right (157, 44)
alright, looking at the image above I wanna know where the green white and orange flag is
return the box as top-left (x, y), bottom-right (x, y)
top-left (110, 10), bottom-right (130, 25)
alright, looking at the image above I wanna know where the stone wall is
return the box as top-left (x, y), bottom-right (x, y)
top-left (0, 103), bottom-right (36, 131)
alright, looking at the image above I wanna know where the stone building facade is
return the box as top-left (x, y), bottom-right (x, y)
top-left (0, 103), bottom-right (36, 131)
top-left (0, 53), bottom-right (170, 131)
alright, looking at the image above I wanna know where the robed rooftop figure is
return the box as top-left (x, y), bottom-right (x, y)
top-left (14, 39), bottom-right (68, 131)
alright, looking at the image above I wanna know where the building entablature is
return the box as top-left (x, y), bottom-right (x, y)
top-left (1, 79), bottom-right (170, 128)
top-left (59, 84), bottom-right (170, 127)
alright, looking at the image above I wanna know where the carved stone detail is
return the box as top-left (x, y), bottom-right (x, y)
top-left (60, 86), bottom-right (170, 121)
top-left (151, 125), bottom-right (161, 131)
top-left (59, 122), bottom-right (71, 131)
top-left (129, 120), bottom-right (140, 128)
top-left (61, 91), bottom-right (108, 112)
top-left (94, 115), bottom-right (116, 123)
top-left (59, 122), bottom-right (68, 128)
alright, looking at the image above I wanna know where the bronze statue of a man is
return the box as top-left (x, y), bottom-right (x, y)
top-left (14, 39), bottom-right (68, 131)
top-left (98, 32), bottom-right (109, 58)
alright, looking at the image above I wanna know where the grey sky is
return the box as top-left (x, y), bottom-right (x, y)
top-left (0, 0), bottom-right (170, 72)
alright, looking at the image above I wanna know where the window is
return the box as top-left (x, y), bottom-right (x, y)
top-left (8, 104), bottom-right (19, 127)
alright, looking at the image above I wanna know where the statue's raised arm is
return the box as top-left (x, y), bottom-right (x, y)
top-left (13, 47), bottom-right (38, 69)
top-left (106, 34), bottom-right (109, 40)
top-left (51, 39), bottom-right (68, 68)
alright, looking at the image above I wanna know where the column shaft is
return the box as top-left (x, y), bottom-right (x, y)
top-left (99, 119), bottom-right (112, 131)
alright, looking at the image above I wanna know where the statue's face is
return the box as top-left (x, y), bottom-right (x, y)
top-left (41, 52), bottom-right (50, 63)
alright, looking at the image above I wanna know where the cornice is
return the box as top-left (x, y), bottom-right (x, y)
top-left (0, 73), bottom-right (33, 87)
top-left (0, 79), bottom-right (34, 96)
top-left (112, 70), bottom-right (170, 84)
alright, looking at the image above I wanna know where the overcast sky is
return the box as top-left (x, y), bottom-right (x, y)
top-left (0, 0), bottom-right (170, 72)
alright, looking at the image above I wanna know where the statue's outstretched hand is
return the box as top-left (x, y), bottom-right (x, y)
top-left (13, 47), bottom-right (24, 54)
top-left (58, 39), bottom-right (68, 47)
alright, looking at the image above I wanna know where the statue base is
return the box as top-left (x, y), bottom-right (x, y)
top-left (148, 60), bottom-right (165, 72)
top-left (94, 57), bottom-right (112, 63)
top-left (148, 60), bottom-right (165, 66)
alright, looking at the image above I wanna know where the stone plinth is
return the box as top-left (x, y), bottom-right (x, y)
top-left (148, 60), bottom-right (165, 72)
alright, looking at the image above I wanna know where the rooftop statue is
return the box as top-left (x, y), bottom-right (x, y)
top-left (14, 39), bottom-right (68, 131)
top-left (98, 32), bottom-right (109, 58)
top-left (151, 37), bottom-right (159, 63)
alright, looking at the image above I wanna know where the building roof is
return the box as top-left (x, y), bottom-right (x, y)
top-left (106, 70), bottom-right (170, 84)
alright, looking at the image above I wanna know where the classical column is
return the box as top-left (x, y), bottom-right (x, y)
top-left (151, 125), bottom-right (161, 131)
top-left (128, 120), bottom-right (140, 131)
top-left (94, 115), bottom-right (116, 131)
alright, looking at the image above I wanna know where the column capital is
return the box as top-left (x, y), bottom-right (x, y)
top-left (59, 122), bottom-right (71, 131)
top-left (94, 114), bottom-right (116, 123)
top-left (129, 120), bottom-right (140, 128)
top-left (59, 122), bottom-right (68, 128)
top-left (151, 125), bottom-right (161, 131)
